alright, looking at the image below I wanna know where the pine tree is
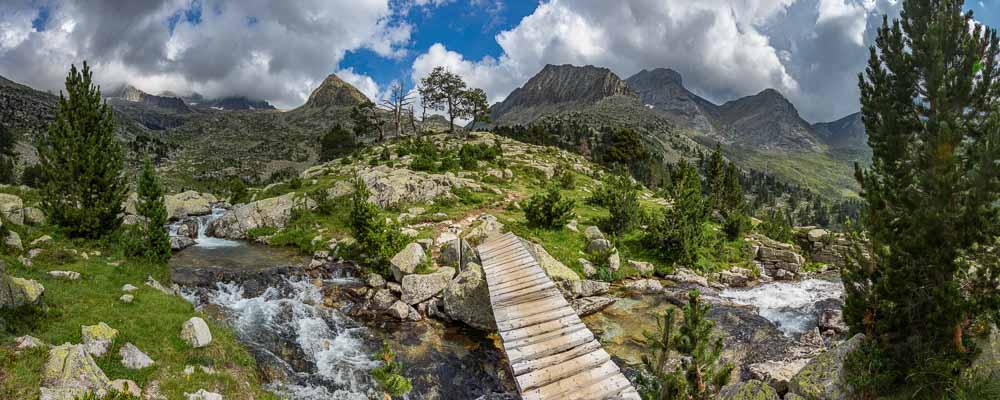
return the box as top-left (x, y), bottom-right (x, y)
top-left (705, 144), bottom-right (726, 210)
top-left (319, 124), bottom-right (356, 162)
top-left (0, 124), bottom-right (15, 184)
top-left (845, 0), bottom-right (1000, 392)
top-left (637, 290), bottom-right (734, 400)
top-left (39, 62), bottom-right (126, 238)
top-left (645, 160), bottom-right (708, 266)
top-left (133, 158), bottom-right (170, 262)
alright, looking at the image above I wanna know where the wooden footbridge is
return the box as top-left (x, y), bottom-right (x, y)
top-left (477, 232), bottom-right (640, 400)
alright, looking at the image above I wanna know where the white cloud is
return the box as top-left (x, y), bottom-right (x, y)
top-left (0, 0), bottom-right (409, 109)
top-left (336, 68), bottom-right (380, 101)
top-left (408, 0), bottom-right (901, 122)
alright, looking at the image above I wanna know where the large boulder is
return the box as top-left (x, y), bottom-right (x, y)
top-left (523, 240), bottom-right (579, 282)
top-left (206, 192), bottom-right (315, 239)
top-left (557, 280), bottom-right (610, 299)
top-left (165, 191), bottom-right (217, 220)
top-left (0, 274), bottom-right (44, 309)
top-left (438, 239), bottom-right (479, 270)
top-left (40, 343), bottom-right (111, 400)
top-left (180, 317), bottom-right (213, 348)
top-left (171, 236), bottom-right (196, 251)
top-left (24, 206), bottom-right (46, 225)
top-left (717, 380), bottom-right (780, 400)
top-left (442, 262), bottom-right (495, 330)
top-left (81, 322), bottom-right (118, 357)
top-left (5, 230), bottom-right (22, 251)
top-left (390, 243), bottom-right (426, 282)
top-left (788, 334), bottom-right (865, 400)
top-left (0, 193), bottom-right (24, 225)
top-left (400, 267), bottom-right (455, 305)
top-left (570, 296), bottom-right (615, 317)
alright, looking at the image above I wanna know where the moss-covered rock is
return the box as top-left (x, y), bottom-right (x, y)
top-left (40, 343), bottom-right (111, 400)
top-left (81, 322), bottom-right (119, 357)
top-left (787, 334), bottom-right (865, 400)
top-left (717, 379), bottom-right (780, 400)
top-left (0, 274), bottom-right (44, 308)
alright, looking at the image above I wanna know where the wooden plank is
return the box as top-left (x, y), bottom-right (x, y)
top-left (504, 322), bottom-right (590, 351)
top-left (485, 254), bottom-right (535, 271)
top-left (490, 276), bottom-right (553, 298)
top-left (504, 329), bottom-right (595, 364)
top-left (500, 315), bottom-right (583, 342)
top-left (489, 272), bottom-right (548, 291)
top-left (510, 336), bottom-right (603, 376)
top-left (491, 282), bottom-right (558, 305)
top-left (485, 259), bottom-right (540, 278)
top-left (516, 349), bottom-right (611, 392)
top-left (479, 239), bottom-right (522, 257)
top-left (570, 373), bottom-right (635, 400)
top-left (494, 297), bottom-right (571, 324)
top-left (489, 269), bottom-right (550, 290)
top-left (496, 305), bottom-right (578, 332)
top-left (519, 359), bottom-right (621, 400)
top-left (494, 288), bottom-right (563, 309)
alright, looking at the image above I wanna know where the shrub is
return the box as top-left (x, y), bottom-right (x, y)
top-left (126, 158), bottom-right (171, 263)
top-left (523, 186), bottom-right (575, 229)
top-left (319, 124), bottom-right (356, 162)
top-left (758, 210), bottom-right (793, 243)
top-left (229, 178), bottom-right (249, 204)
top-left (644, 161), bottom-right (707, 267)
top-left (555, 165), bottom-right (576, 189)
top-left (20, 164), bottom-right (45, 188)
top-left (722, 211), bottom-right (751, 241)
top-left (289, 177), bottom-right (303, 190)
top-left (601, 175), bottom-right (640, 235)
top-left (349, 178), bottom-right (406, 272)
top-left (458, 142), bottom-right (501, 170)
top-left (371, 341), bottom-right (412, 398)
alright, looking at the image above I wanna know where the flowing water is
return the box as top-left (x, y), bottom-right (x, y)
top-left (170, 208), bottom-right (511, 399)
top-left (720, 277), bottom-right (844, 336)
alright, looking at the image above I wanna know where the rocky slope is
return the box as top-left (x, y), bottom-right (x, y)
top-left (489, 64), bottom-right (638, 125)
top-left (107, 84), bottom-right (195, 130)
top-left (714, 88), bottom-right (824, 152)
top-left (625, 68), bottom-right (719, 134)
top-left (813, 112), bottom-right (870, 163)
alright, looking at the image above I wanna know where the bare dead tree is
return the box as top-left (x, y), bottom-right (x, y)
top-left (408, 104), bottom-right (418, 135)
top-left (379, 82), bottom-right (414, 139)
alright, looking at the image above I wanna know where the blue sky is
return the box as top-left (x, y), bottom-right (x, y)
top-left (3, 0), bottom-right (1000, 121)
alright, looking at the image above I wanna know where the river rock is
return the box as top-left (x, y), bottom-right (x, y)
top-left (628, 260), bottom-right (655, 276)
top-left (366, 273), bottom-right (386, 289)
top-left (171, 235), bottom-right (197, 251)
top-left (578, 258), bottom-right (597, 277)
top-left (165, 191), bottom-right (217, 220)
top-left (5, 230), bottom-right (22, 251)
top-left (186, 389), bottom-right (223, 400)
top-left (15, 335), bottom-right (45, 350)
top-left (749, 359), bottom-right (810, 394)
top-left (48, 271), bottom-right (80, 280)
top-left (24, 206), bottom-right (46, 225)
top-left (180, 317), bottom-right (212, 348)
top-left (523, 240), bottom-right (579, 281)
top-left (110, 379), bottom-right (142, 397)
top-left (206, 192), bottom-right (315, 239)
top-left (81, 322), bottom-right (118, 357)
top-left (401, 267), bottom-right (455, 305)
top-left (466, 214), bottom-right (504, 244)
top-left (798, 228), bottom-right (852, 268)
top-left (40, 343), bottom-right (111, 400)
top-left (0, 275), bottom-right (44, 308)
top-left (624, 278), bottom-right (663, 293)
top-left (584, 225), bottom-right (604, 242)
top-left (570, 296), bottom-right (615, 316)
top-left (390, 243), bottom-right (426, 282)
top-left (714, 268), bottom-right (754, 288)
top-left (788, 334), bottom-right (865, 400)
top-left (442, 262), bottom-right (495, 330)
top-left (120, 343), bottom-right (154, 369)
top-left (717, 380), bottom-right (780, 400)
top-left (818, 309), bottom-right (847, 334)
top-left (371, 289), bottom-right (397, 311)
top-left (438, 239), bottom-right (478, 269)
top-left (0, 193), bottom-right (24, 225)
top-left (387, 300), bottom-right (421, 321)
top-left (755, 236), bottom-right (805, 280)
top-left (664, 268), bottom-right (709, 287)
top-left (557, 280), bottom-right (610, 299)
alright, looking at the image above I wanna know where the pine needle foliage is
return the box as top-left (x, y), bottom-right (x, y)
top-left (523, 186), bottom-right (575, 229)
top-left (645, 160), bottom-right (708, 266)
top-left (132, 157), bottom-right (171, 263)
top-left (637, 290), bottom-right (734, 400)
top-left (846, 0), bottom-right (1000, 395)
top-left (39, 62), bottom-right (126, 238)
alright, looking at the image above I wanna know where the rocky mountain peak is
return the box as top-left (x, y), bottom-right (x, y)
top-left (489, 64), bottom-right (636, 125)
top-left (630, 68), bottom-right (683, 86)
top-left (303, 73), bottom-right (369, 109)
top-left (626, 68), bottom-right (716, 133)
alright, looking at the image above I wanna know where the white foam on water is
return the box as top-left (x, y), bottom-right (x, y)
top-left (720, 278), bottom-right (844, 336)
top-left (169, 207), bottom-right (241, 249)
top-left (199, 278), bottom-right (377, 398)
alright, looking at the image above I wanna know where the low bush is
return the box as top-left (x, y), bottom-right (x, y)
top-left (523, 186), bottom-right (575, 229)
top-left (349, 178), bottom-right (407, 272)
top-left (371, 342), bottom-right (412, 398)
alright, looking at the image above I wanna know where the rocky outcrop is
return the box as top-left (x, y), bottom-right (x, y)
top-left (489, 64), bottom-right (637, 125)
top-left (0, 193), bottom-right (24, 225)
top-left (181, 317), bottom-right (213, 348)
top-left (401, 267), bottom-right (455, 305)
top-left (335, 165), bottom-right (480, 208)
top-left (797, 228), bottom-right (851, 269)
top-left (165, 191), bottom-right (217, 220)
top-left (206, 192), bottom-right (315, 239)
top-left (40, 343), bottom-right (111, 400)
top-left (523, 239), bottom-right (579, 281)
top-left (788, 334), bottom-right (865, 400)
top-left (390, 243), bottom-right (426, 282)
top-left (717, 380), bottom-right (780, 400)
top-left (81, 322), bottom-right (118, 357)
top-left (442, 262), bottom-right (495, 330)
top-left (754, 236), bottom-right (805, 280)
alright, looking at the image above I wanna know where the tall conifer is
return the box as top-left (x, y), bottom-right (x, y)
top-left (134, 158), bottom-right (170, 262)
top-left (39, 62), bottom-right (126, 238)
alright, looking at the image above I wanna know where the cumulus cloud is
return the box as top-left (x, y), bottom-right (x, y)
top-left (0, 0), bottom-right (411, 109)
top-left (409, 0), bottom-right (902, 122)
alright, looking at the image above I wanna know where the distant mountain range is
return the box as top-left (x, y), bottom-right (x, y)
top-left (488, 64), bottom-right (869, 197)
top-left (0, 63), bottom-right (870, 196)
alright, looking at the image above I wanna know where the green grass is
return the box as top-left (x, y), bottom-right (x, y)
top-left (0, 231), bottom-right (278, 400)
top-left (728, 147), bottom-right (861, 199)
